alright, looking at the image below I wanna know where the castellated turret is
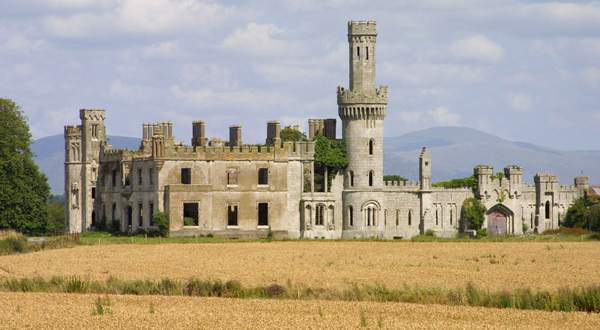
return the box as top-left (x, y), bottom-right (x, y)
top-left (65, 109), bottom-right (106, 233)
top-left (338, 20), bottom-right (388, 190)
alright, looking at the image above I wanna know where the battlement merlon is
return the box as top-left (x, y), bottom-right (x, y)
top-left (79, 109), bottom-right (106, 121)
top-left (64, 125), bottom-right (82, 137)
top-left (336, 86), bottom-right (388, 105)
top-left (348, 20), bottom-right (377, 36)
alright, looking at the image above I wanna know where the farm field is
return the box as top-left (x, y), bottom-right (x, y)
top-left (0, 241), bottom-right (599, 291)
top-left (1, 292), bottom-right (599, 329)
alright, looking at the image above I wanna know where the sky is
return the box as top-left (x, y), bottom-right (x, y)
top-left (1, 0), bottom-right (599, 150)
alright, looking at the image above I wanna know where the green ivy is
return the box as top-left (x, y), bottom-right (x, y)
top-left (432, 175), bottom-right (477, 189)
top-left (280, 127), bottom-right (307, 142)
top-left (314, 135), bottom-right (347, 171)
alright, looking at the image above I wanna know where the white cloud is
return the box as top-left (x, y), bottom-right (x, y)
top-left (1, 35), bottom-right (47, 53)
top-left (222, 23), bottom-right (301, 57)
top-left (508, 93), bottom-right (533, 112)
top-left (398, 106), bottom-right (460, 127)
top-left (43, 0), bottom-right (233, 38)
top-left (582, 67), bottom-right (600, 86)
top-left (171, 85), bottom-right (292, 109)
top-left (382, 62), bottom-right (485, 87)
top-left (450, 35), bottom-right (504, 63)
top-left (142, 41), bottom-right (181, 58)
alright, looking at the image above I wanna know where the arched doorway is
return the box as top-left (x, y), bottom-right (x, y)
top-left (487, 204), bottom-right (513, 236)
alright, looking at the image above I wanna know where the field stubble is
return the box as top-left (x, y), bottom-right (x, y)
top-left (0, 241), bottom-right (598, 291)
top-left (0, 292), bottom-right (599, 329)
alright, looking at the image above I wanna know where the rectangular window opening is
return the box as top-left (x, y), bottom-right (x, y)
top-left (183, 202), bottom-right (199, 226)
top-left (181, 168), bottom-right (192, 184)
top-left (258, 168), bottom-right (268, 185)
top-left (258, 202), bottom-right (268, 226)
top-left (138, 203), bottom-right (143, 227)
top-left (228, 205), bottom-right (238, 226)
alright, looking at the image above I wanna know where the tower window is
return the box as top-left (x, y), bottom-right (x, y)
top-left (357, 46), bottom-right (360, 58)
top-left (366, 47), bottom-right (369, 60)
top-left (450, 208), bottom-right (453, 225)
top-left (368, 171), bottom-right (374, 187)
top-left (435, 208), bottom-right (439, 226)
top-left (396, 209), bottom-right (399, 226)
top-left (348, 206), bottom-right (354, 227)
top-left (369, 139), bottom-right (374, 155)
top-left (545, 201), bottom-right (550, 219)
top-left (408, 210), bottom-right (412, 226)
top-left (349, 171), bottom-right (354, 187)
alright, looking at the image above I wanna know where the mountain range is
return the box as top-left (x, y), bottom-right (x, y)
top-left (33, 127), bottom-right (600, 194)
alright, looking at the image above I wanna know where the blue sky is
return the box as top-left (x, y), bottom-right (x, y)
top-left (1, 0), bottom-right (599, 150)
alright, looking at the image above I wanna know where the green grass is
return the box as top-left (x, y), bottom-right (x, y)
top-left (1, 276), bottom-right (599, 313)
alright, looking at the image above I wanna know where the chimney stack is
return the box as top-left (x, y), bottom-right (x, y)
top-left (229, 125), bottom-right (242, 147)
top-left (192, 120), bottom-right (207, 147)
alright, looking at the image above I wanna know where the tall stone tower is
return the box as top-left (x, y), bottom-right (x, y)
top-left (338, 21), bottom-right (388, 189)
top-left (64, 109), bottom-right (106, 233)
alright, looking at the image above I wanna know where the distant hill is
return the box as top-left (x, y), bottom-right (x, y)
top-left (33, 127), bottom-right (600, 194)
top-left (384, 127), bottom-right (600, 185)
top-left (32, 135), bottom-right (140, 194)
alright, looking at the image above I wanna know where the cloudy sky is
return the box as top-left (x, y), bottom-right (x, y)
top-left (1, 0), bottom-right (599, 150)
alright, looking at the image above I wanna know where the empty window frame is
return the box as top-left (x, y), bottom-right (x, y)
top-left (91, 187), bottom-right (96, 200)
top-left (138, 202), bottom-right (144, 227)
top-left (545, 201), bottom-right (551, 219)
top-left (258, 168), bottom-right (268, 185)
top-left (183, 202), bottom-right (199, 226)
top-left (315, 205), bottom-right (325, 226)
top-left (258, 202), bottom-right (269, 226)
top-left (368, 171), bottom-right (374, 187)
top-left (181, 168), bottom-right (192, 185)
top-left (349, 171), bottom-right (354, 186)
top-left (228, 204), bottom-right (238, 226)
top-left (227, 168), bottom-right (239, 185)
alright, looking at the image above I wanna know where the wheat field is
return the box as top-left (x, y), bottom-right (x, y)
top-left (0, 292), bottom-right (598, 329)
top-left (0, 241), bottom-right (598, 290)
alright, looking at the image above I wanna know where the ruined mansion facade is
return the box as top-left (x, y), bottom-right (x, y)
top-left (65, 21), bottom-right (589, 238)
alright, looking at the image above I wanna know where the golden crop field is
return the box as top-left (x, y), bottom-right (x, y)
top-left (1, 292), bottom-right (599, 329)
top-left (0, 241), bottom-right (599, 291)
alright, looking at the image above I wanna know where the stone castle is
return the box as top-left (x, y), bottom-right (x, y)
top-left (64, 21), bottom-right (589, 238)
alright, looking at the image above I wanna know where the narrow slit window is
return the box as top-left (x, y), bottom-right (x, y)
top-left (357, 46), bottom-right (360, 58)
top-left (366, 46), bottom-right (369, 60)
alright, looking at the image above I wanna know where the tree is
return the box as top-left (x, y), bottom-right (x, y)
top-left (384, 175), bottom-right (408, 182)
top-left (563, 196), bottom-right (600, 231)
top-left (432, 175), bottom-right (477, 189)
top-left (461, 198), bottom-right (486, 231)
top-left (0, 98), bottom-right (50, 234)
top-left (280, 127), bottom-right (306, 142)
top-left (314, 135), bottom-right (347, 191)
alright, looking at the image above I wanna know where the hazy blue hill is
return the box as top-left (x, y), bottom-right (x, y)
top-left (32, 135), bottom-right (140, 194)
top-left (384, 127), bottom-right (600, 184)
top-left (33, 127), bottom-right (600, 193)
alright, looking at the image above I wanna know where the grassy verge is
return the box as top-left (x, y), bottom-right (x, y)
top-left (0, 231), bottom-right (80, 256)
top-left (1, 276), bottom-right (599, 313)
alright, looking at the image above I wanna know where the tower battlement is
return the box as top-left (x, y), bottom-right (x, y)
top-left (348, 21), bottom-right (377, 36)
top-left (79, 109), bottom-right (105, 121)
top-left (336, 86), bottom-right (388, 105)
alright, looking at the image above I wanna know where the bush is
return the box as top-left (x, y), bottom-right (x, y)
top-left (563, 196), bottom-right (600, 231)
top-left (432, 175), bottom-right (477, 189)
top-left (383, 175), bottom-right (408, 182)
top-left (461, 198), bottom-right (486, 231)
top-left (476, 228), bottom-right (488, 238)
top-left (153, 212), bottom-right (169, 237)
top-left (0, 235), bottom-right (28, 254)
top-left (522, 222), bottom-right (529, 233)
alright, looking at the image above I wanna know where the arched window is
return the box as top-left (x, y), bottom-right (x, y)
top-left (368, 171), bottom-right (374, 187)
top-left (348, 206), bottom-right (354, 227)
top-left (545, 201), bottom-right (550, 219)
top-left (369, 139), bottom-right (374, 155)
top-left (408, 210), bottom-right (412, 226)
top-left (316, 204), bottom-right (325, 226)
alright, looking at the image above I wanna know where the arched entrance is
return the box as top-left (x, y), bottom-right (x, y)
top-left (487, 204), bottom-right (513, 236)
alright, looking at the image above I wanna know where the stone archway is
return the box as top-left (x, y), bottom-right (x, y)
top-left (487, 204), bottom-right (513, 236)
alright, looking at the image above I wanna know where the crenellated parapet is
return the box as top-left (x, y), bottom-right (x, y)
top-left (79, 109), bottom-right (105, 121)
top-left (348, 20), bottom-right (377, 38)
top-left (337, 86), bottom-right (388, 105)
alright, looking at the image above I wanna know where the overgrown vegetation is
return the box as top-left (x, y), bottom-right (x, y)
top-left (280, 126), bottom-right (307, 142)
top-left (1, 276), bottom-right (599, 313)
top-left (0, 230), bottom-right (80, 255)
top-left (383, 175), bottom-right (408, 182)
top-left (313, 135), bottom-right (347, 191)
top-left (563, 195), bottom-right (600, 232)
top-left (432, 175), bottom-right (477, 189)
top-left (460, 198), bottom-right (487, 232)
top-left (0, 98), bottom-right (54, 235)
top-left (153, 212), bottom-right (169, 237)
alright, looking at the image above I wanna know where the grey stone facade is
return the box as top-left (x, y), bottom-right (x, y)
top-left (65, 21), bottom-right (588, 238)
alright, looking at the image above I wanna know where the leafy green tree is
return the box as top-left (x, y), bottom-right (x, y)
top-left (280, 127), bottom-right (306, 142)
top-left (0, 98), bottom-right (50, 234)
top-left (46, 198), bottom-right (66, 235)
top-left (563, 196), bottom-right (600, 231)
top-left (314, 135), bottom-right (347, 191)
top-left (461, 198), bottom-right (486, 231)
top-left (152, 212), bottom-right (169, 237)
top-left (432, 175), bottom-right (477, 189)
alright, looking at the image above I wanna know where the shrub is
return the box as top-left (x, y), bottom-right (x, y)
top-left (476, 228), bottom-right (488, 238)
top-left (432, 175), bottom-right (477, 189)
top-left (563, 196), bottom-right (600, 231)
top-left (152, 212), bottom-right (169, 237)
top-left (0, 231), bottom-right (28, 255)
top-left (522, 223), bottom-right (529, 233)
top-left (461, 198), bottom-right (486, 231)
top-left (383, 175), bottom-right (407, 182)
